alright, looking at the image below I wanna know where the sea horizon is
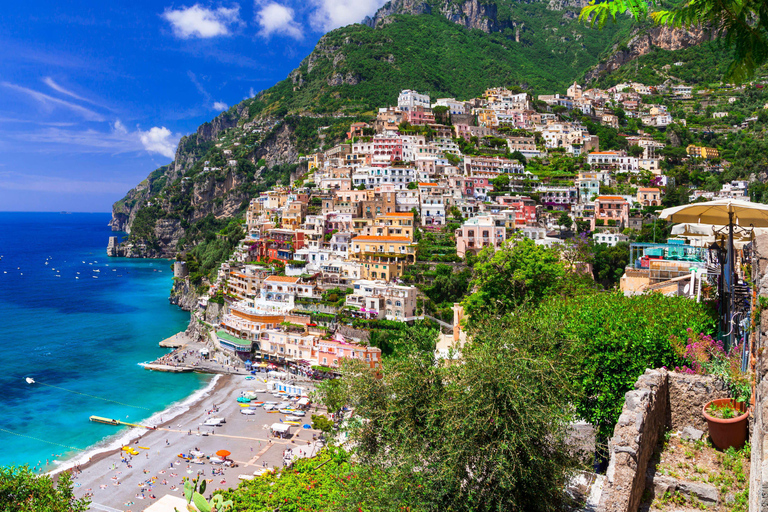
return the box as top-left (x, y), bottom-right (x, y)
top-left (0, 212), bottom-right (211, 470)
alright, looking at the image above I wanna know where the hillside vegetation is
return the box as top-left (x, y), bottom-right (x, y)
top-left (246, 10), bottom-right (632, 117)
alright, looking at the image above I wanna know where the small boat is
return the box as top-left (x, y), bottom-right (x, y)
top-left (93, 269), bottom-right (100, 273)
top-left (236, 397), bottom-right (250, 403)
top-left (92, 276), bottom-right (98, 279)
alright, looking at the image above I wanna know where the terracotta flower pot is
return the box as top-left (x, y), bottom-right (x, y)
top-left (702, 398), bottom-right (749, 451)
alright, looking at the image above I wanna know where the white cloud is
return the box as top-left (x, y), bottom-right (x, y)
top-left (139, 126), bottom-right (179, 158)
top-left (42, 77), bottom-right (106, 108)
top-left (256, 2), bottom-right (302, 39)
top-left (1, 82), bottom-right (105, 122)
top-left (112, 119), bottom-right (128, 135)
top-left (213, 101), bottom-right (228, 111)
top-left (187, 70), bottom-right (211, 102)
top-left (162, 4), bottom-right (242, 39)
top-left (309, 0), bottom-right (387, 32)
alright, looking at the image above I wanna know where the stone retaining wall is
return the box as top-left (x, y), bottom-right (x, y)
top-left (599, 370), bottom-right (730, 512)
top-left (750, 235), bottom-right (768, 512)
top-left (600, 369), bottom-right (669, 512)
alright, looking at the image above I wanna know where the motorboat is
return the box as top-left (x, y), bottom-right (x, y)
top-left (241, 409), bottom-right (256, 415)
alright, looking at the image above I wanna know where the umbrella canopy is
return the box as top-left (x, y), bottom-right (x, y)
top-left (215, 450), bottom-right (231, 458)
top-left (660, 199), bottom-right (768, 350)
top-left (659, 199), bottom-right (768, 227)
top-left (670, 223), bottom-right (768, 248)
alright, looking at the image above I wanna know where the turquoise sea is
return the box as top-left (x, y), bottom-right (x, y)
top-left (0, 212), bottom-right (211, 470)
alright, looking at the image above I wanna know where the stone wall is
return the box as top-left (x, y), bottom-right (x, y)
top-left (600, 369), bottom-right (669, 512)
top-left (669, 372), bottom-right (729, 432)
top-left (750, 235), bottom-right (768, 511)
top-left (599, 370), bottom-right (731, 512)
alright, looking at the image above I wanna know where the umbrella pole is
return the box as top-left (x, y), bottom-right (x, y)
top-left (728, 211), bottom-right (735, 351)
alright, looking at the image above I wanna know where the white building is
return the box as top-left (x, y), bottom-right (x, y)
top-left (352, 167), bottom-right (417, 189)
top-left (345, 280), bottom-right (419, 321)
top-left (398, 89), bottom-right (430, 112)
top-left (433, 98), bottom-right (467, 115)
top-left (593, 232), bottom-right (629, 247)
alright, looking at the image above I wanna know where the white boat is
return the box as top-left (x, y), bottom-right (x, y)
top-left (202, 418), bottom-right (222, 426)
top-left (93, 269), bottom-right (100, 273)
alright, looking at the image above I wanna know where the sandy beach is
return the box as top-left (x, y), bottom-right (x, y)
top-left (65, 373), bottom-right (324, 511)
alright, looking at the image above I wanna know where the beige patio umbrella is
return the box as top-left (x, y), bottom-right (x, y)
top-left (670, 222), bottom-right (768, 248)
top-left (660, 199), bottom-right (768, 347)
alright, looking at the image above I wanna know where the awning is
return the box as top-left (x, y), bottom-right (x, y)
top-left (297, 397), bottom-right (309, 406)
top-left (271, 423), bottom-right (292, 433)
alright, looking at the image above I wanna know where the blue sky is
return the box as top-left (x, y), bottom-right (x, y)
top-left (0, 0), bottom-right (386, 212)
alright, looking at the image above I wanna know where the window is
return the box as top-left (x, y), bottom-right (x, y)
top-left (323, 357), bottom-right (327, 364)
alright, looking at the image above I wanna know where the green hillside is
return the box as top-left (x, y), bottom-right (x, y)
top-left (591, 41), bottom-right (739, 88)
top-left (245, 10), bottom-right (632, 118)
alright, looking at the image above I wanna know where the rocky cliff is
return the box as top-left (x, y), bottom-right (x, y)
top-left (365, 0), bottom-right (502, 33)
top-left (584, 25), bottom-right (712, 83)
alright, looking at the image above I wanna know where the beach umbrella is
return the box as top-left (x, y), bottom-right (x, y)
top-left (216, 450), bottom-right (231, 458)
top-left (660, 199), bottom-right (768, 347)
top-left (670, 223), bottom-right (767, 248)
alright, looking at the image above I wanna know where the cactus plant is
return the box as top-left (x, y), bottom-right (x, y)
top-left (176, 477), bottom-right (234, 512)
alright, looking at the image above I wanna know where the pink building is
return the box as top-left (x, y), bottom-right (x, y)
top-left (455, 214), bottom-right (506, 258)
top-left (592, 196), bottom-right (630, 229)
top-left (373, 135), bottom-right (403, 163)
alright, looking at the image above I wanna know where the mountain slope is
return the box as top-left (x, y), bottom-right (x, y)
top-left (249, 4), bottom-right (632, 117)
top-left (110, 2), bottom-right (636, 261)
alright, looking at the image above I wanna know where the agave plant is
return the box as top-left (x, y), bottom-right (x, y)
top-left (173, 477), bottom-right (234, 512)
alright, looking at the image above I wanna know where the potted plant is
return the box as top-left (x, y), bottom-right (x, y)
top-left (702, 398), bottom-right (749, 450)
top-left (671, 329), bottom-right (752, 450)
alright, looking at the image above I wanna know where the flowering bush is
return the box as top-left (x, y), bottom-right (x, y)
top-left (671, 329), bottom-right (752, 403)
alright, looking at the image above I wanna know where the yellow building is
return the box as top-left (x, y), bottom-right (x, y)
top-left (686, 145), bottom-right (720, 160)
top-left (350, 235), bottom-right (417, 281)
top-left (475, 109), bottom-right (499, 128)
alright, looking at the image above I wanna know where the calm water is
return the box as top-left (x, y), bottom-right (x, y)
top-left (0, 212), bottom-right (210, 469)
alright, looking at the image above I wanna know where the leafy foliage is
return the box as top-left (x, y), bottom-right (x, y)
top-left (580, 0), bottom-right (768, 82)
top-left (461, 238), bottom-right (566, 319)
top-left (591, 240), bottom-right (630, 288)
top-left (0, 466), bottom-right (89, 512)
top-left (552, 292), bottom-right (716, 440)
top-left (336, 310), bottom-right (583, 511)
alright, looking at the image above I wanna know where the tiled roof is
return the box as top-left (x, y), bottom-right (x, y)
top-left (596, 196), bottom-right (626, 201)
top-left (264, 276), bottom-right (300, 283)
